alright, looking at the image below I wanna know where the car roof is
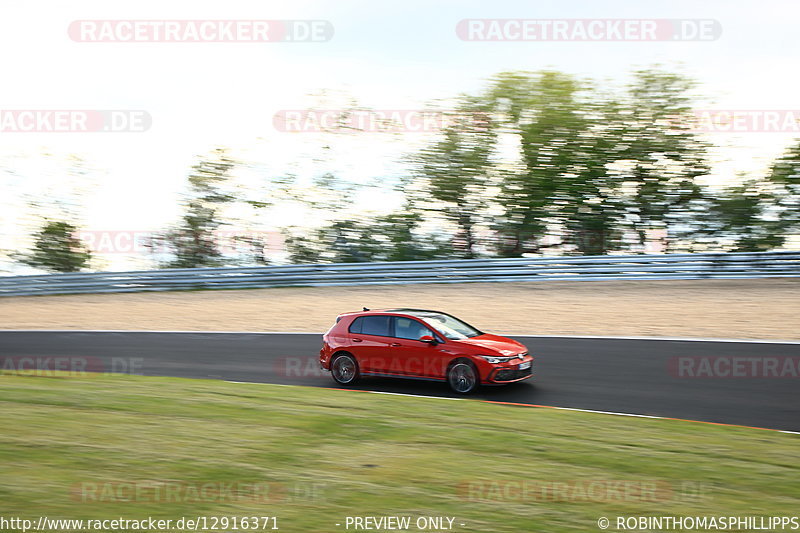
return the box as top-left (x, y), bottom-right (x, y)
top-left (385, 308), bottom-right (449, 317)
top-left (338, 308), bottom-right (452, 319)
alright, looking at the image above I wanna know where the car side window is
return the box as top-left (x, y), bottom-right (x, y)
top-left (348, 317), bottom-right (363, 334)
top-left (356, 315), bottom-right (392, 337)
top-left (393, 317), bottom-right (433, 340)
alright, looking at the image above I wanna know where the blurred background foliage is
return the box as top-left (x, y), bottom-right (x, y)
top-left (11, 67), bottom-right (800, 272)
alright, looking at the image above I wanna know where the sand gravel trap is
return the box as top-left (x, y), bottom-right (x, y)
top-left (1, 279), bottom-right (798, 340)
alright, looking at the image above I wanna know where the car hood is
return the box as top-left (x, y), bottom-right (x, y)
top-left (450, 333), bottom-right (527, 356)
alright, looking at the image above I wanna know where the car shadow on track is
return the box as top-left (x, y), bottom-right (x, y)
top-left (342, 376), bottom-right (539, 404)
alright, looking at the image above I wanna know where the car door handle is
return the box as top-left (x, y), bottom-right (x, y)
top-left (352, 338), bottom-right (362, 342)
top-left (389, 342), bottom-right (401, 347)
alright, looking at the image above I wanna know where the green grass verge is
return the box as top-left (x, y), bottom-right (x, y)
top-left (0, 373), bottom-right (797, 532)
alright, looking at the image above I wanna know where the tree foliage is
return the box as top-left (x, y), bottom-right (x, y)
top-left (767, 140), bottom-right (800, 233)
top-left (23, 68), bottom-right (795, 273)
top-left (153, 148), bottom-right (236, 268)
top-left (408, 99), bottom-right (497, 258)
top-left (20, 220), bottom-right (91, 273)
top-left (285, 69), bottom-right (798, 261)
top-left (286, 211), bottom-right (450, 264)
top-left (481, 69), bottom-right (712, 255)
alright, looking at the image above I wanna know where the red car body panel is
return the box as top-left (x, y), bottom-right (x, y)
top-left (320, 309), bottom-right (533, 385)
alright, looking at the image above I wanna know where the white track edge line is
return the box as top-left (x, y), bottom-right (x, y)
top-left (2, 329), bottom-right (799, 344)
top-left (223, 380), bottom-right (800, 435)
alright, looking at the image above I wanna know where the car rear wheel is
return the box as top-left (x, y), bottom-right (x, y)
top-left (448, 361), bottom-right (478, 394)
top-left (331, 353), bottom-right (359, 385)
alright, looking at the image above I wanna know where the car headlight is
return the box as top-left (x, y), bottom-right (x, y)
top-left (478, 355), bottom-right (515, 364)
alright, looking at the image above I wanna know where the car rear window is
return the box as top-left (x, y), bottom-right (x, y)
top-left (349, 315), bottom-right (391, 337)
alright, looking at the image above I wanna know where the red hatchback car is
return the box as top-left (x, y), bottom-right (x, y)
top-left (320, 308), bottom-right (533, 393)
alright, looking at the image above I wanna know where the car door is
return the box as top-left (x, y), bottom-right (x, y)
top-left (389, 316), bottom-right (449, 379)
top-left (347, 315), bottom-right (394, 374)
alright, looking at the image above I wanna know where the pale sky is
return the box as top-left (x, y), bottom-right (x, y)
top-left (1, 0), bottom-right (799, 271)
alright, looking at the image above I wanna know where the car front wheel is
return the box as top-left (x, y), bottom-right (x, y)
top-left (331, 353), bottom-right (360, 386)
top-left (448, 361), bottom-right (478, 393)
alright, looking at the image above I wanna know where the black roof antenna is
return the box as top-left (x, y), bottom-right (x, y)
top-left (363, 307), bottom-right (370, 311)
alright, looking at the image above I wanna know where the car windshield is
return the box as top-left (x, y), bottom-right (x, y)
top-left (399, 311), bottom-right (481, 340)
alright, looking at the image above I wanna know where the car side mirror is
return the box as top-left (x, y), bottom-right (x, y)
top-left (419, 335), bottom-right (437, 345)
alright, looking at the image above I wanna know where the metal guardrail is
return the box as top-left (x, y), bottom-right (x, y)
top-left (0, 251), bottom-right (798, 297)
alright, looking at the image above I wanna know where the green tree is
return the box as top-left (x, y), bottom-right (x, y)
top-left (153, 148), bottom-right (237, 268)
top-left (373, 212), bottom-right (451, 262)
top-left (678, 180), bottom-right (785, 252)
top-left (617, 69), bottom-right (709, 250)
top-left (677, 141), bottom-right (800, 252)
top-left (19, 220), bottom-right (91, 272)
top-left (767, 140), bottom-right (800, 237)
top-left (281, 171), bottom-right (365, 263)
top-left (407, 100), bottom-right (497, 258)
top-left (285, 211), bottom-right (449, 264)
top-left (485, 68), bottom-right (711, 255)
top-left (488, 70), bottom-right (625, 255)
top-left (286, 219), bottom-right (377, 264)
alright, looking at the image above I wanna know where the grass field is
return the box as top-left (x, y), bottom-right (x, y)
top-left (0, 373), bottom-right (797, 532)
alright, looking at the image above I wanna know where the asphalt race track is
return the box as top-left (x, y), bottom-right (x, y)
top-left (1, 331), bottom-right (798, 432)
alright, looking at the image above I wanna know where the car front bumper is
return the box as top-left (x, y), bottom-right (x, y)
top-left (486, 364), bottom-right (533, 384)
